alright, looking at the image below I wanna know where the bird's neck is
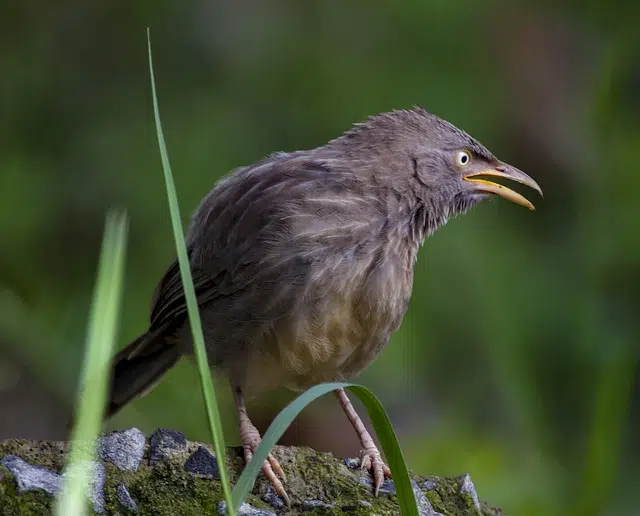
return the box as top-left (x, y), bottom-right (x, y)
top-left (406, 194), bottom-right (479, 249)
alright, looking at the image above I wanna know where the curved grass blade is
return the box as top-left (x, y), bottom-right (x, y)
top-left (231, 382), bottom-right (418, 515)
top-left (55, 210), bottom-right (128, 516)
top-left (146, 28), bottom-right (235, 515)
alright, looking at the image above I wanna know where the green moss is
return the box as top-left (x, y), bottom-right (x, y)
top-left (127, 462), bottom-right (221, 515)
top-left (423, 475), bottom-right (483, 516)
top-left (259, 447), bottom-right (404, 514)
top-left (0, 440), bottom-right (68, 473)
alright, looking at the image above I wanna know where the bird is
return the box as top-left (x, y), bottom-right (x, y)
top-left (106, 106), bottom-right (542, 504)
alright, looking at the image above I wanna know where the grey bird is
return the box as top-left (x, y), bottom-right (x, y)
top-left (106, 107), bottom-right (542, 503)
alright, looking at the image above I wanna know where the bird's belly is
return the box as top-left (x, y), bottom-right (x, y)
top-left (238, 316), bottom-right (383, 398)
top-left (240, 252), bottom-right (414, 396)
top-left (285, 322), bottom-right (380, 391)
top-left (272, 290), bottom-right (404, 392)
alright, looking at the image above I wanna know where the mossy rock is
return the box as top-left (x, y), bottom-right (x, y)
top-left (0, 428), bottom-right (503, 515)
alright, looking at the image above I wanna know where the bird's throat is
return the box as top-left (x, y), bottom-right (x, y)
top-left (410, 194), bottom-right (480, 246)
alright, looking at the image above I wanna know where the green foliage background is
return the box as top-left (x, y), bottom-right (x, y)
top-left (0, 2), bottom-right (638, 515)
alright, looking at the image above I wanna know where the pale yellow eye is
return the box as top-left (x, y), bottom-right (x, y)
top-left (456, 150), bottom-right (471, 166)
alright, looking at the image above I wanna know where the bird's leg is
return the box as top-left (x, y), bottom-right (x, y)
top-left (233, 387), bottom-right (290, 505)
top-left (335, 387), bottom-right (392, 495)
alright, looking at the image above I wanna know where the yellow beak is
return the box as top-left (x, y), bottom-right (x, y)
top-left (464, 164), bottom-right (543, 211)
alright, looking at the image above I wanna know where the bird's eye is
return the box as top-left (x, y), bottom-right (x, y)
top-left (456, 150), bottom-right (471, 167)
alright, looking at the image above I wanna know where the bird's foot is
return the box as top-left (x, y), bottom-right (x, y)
top-left (360, 445), bottom-right (392, 496)
top-left (241, 427), bottom-right (290, 506)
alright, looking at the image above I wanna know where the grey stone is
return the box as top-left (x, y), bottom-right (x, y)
top-left (63, 460), bottom-right (106, 514)
top-left (1, 455), bottom-right (61, 495)
top-left (184, 446), bottom-right (220, 479)
top-left (411, 479), bottom-right (442, 516)
top-left (358, 475), bottom-right (396, 496)
top-left (357, 475), bottom-right (373, 493)
top-left (358, 500), bottom-right (373, 508)
top-left (87, 461), bottom-right (106, 514)
top-left (379, 478), bottom-right (396, 496)
top-left (358, 476), bottom-right (441, 515)
top-left (301, 499), bottom-right (335, 511)
top-left (98, 428), bottom-right (146, 472)
top-left (458, 473), bottom-right (481, 512)
top-left (422, 477), bottom-right (439, 491)
top-left (343, 457), bottom-right (360, 469)
top-left (149, 428), bottom-right (186, 464)
top-left (261, 485), bottom-right (286, 509)
top-left (116, 482), bottom-right (138, 512)
top-left (217, 501), bottom-right (276, 515)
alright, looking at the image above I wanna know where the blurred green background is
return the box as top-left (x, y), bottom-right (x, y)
top-left (0, 1), bottom-right (638, 515)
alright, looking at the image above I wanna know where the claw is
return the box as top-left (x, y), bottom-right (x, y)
top-left (360, 446), bottom-right (392, 496)
top-left (243, 443), bottom-right (290, 505)
top-left (268, 452), bottom-right (287, 482)
top-left (261, 453), bottom-right (290, 506)
top-left (335, 388), bottom-right (393, 497)
top-left (235, 387), bottom-right (291, 506)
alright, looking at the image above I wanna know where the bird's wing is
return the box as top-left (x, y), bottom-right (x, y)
top-left (148, 256), bottom-right (223, 331)
top-left (131, 154), bottom-right (384, 361)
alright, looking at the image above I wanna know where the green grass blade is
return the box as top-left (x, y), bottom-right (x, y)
top-left (55, 210), bottom-right (128, 516)
top-left (231, 382), bottom-right (419, 515)
top-left (348, 385), bottom-right (417, 514)
top-left (146, 28), bottom-right (235, 515)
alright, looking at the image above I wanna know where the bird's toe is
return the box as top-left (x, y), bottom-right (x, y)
top-left (261, 458), bottom-right (290, 506)
top-left (360, 446), bottom-right (392, 496)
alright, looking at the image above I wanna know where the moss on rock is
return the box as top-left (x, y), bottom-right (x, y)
top-left (0, 430), bottom-right (503, 515)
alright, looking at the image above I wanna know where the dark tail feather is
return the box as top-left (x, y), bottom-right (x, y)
top-left (105, 332), bottom-right (181, 419)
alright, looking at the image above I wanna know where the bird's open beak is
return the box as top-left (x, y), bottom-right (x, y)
top-left (463, 164), bottom-right (543, 211)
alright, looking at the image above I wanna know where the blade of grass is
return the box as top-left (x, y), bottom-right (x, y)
top-left (146, 28), bottom-right (235, 515)
top-left (55, 210), bottom-right (128, 516)
top-left (231, 382), bottom-right (419, 515)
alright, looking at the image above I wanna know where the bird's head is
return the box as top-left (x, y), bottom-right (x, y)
top-left (405, 108), bottom-right (542, 212)
top-left (331, 107), bottom-right (543, 237)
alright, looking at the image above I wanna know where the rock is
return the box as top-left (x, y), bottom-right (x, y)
top-left (378, 478), bottom-right (397, 496)
top-left (261, 485), bottom-right (287, 509)
top-left (218, 501), bottom-right (276, 515)
top-left (148, 428), bottom-right (186, 464)
top-left (1, 455), bottom-right (61, 495)
top-left (411, 479), bottom-right (442, 516)
top-left (458, 473), bottom-right (481, 512)
top-left (420, 473), bottom-right (498, 515)
top-left (116, 482), bottom-right (138, 512)
top-left (422, 477), bottom-right (439, 491)
top-left (60, 459), bottom-right (106, 514)
top-left (301, 499), bottom-right (335, 511)
top-left (98, 427), bottom-right (146, 472)
top-left (0, 428), bottom-right (503, 515)
top-left (358, 475), bottom-right (396, 496)
top-left (184, 446), bottom-right (219, 479)
top-left (1, 456), bottom-right (105, 514)
top-left (85, 460), bottom-right (106, 515)
top-left (89, 462), bottom-right (107, 514)
top-left (343, 457), bottom-right (360, 469)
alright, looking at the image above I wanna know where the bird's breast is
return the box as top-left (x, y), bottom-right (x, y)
top-left (259, 243), bottom-right (415, 392)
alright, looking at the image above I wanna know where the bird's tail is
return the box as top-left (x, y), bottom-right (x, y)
top-left (105, 332), bottom-right (181, 419)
